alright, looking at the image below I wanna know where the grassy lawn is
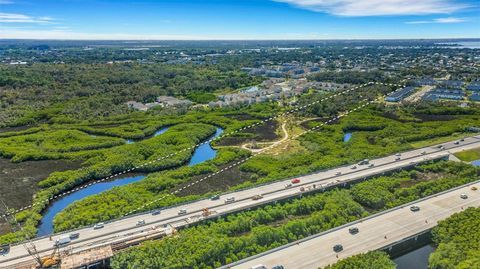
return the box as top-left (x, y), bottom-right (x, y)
top-left (454, 147), bottom-right (480, 162)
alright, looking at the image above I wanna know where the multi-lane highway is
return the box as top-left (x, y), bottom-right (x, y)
top-left (225, 180), bottom-right (480, 269)
top-left (1, 135), bottom-right (480, 268)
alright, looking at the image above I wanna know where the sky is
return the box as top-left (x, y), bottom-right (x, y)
top-left (0, 0), bottom-right (479, 40)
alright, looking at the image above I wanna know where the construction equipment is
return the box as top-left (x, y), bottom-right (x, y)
top-left (38, 246), bottom-right (60, 268)
top-left (202, 208), bottom-right (212, 217)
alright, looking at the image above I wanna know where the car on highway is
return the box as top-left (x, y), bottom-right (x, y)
top-left (251, 264), bottom-right (267, 269)
top-left (359, 159), bottom-right (370, 165)
top-left (333, 244), bottom-right (343, 252)
top-left (421, 151), bottom-right (427, 155)
top-left (210, 195), bottom-right (220, 201)
top-left (291, 178), bottom-right (301, 184)
top-left (395, 153), bottom-right (401, 157)
top-left (410, 206), bottom-right (420, 212)
top-left (454, 141), bottom-right (460, 145)
top-left (252, 194), bottom-right (263, 200)
top-left (69, 233), bottom-right (80, 240)
top-left (178, 209), bottom-right (187, 215)
top-left (368, 163), bottom-right (375, 167)
top-left (93, 222), bottom-right (104, 229)
top-left (395, 157), bottom-right (401, 161)
top-left (272, 266), bottom-right (285, 269)
top-left (351, 165), bottom-right (357, 170)
top-left (0, 244), bottom-right (10, 255)
top-left (460, 138), bottom-right (465, 142)
top-left (472, 186), bottom-right (478, 191)
top-left (335, 171), bottom-right (342, 176)
top-left (152, 210), bottom-right (161, 215)
top-left (285, 183), bottom-right (293, 189)
top-left (136, 220), bottom-right (146, 226)
top-left (225, 197), bottom-right (236, 204)
top-left (460, 193), bottom-right (468, 199)
top-left (349, 227), bottom-right (359, 234)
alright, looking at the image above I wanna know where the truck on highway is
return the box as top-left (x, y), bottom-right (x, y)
top-left (54, 236), bottom-right (71, 247)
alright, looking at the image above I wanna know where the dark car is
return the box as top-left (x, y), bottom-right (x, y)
top-left (349, 227), bottom-right (359, 234)
top-left (272, 266), bottom-right (285, 269)
top-left (69, 233), bottom-right (80, 240)
top-left (410, 206), bottom-right (420, 212)
top-left (0, 244), bottom-right (10, 255)
top-left (152, 210), bottom-right (161, 215)
top-left (210, 195), bottom-right (220, 201)
top-left (333, 244), bottom-right (343, 252)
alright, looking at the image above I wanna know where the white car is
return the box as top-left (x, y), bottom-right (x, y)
top-left (225, 197), bottom-right (235, 204)
top-left (460, 193), bottom-right (468, 199)
top-left (335, 171), bottom-right (342, 176)
top-left (178, 209), bottom-right (187, 215)
top-left (93, 223), bottom-right (104, 229)
top-left (136, 220), bottom-right (146, 226)
top-left (251, 265), bottom-right (267, 269)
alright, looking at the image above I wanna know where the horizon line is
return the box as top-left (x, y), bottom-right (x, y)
top-left (0, 37), bottom-right (479, 42)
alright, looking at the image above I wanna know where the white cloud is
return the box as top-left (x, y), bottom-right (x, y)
top-left (406, 16), bottom-right (467, 24)
top-left (434, 17), bottom-right (466, 23)
top-left (0, 12), bottom-right (55, 23)
top-left (0, 0), bottom-right (13, 4)
top-left (273, 0), bottom-right (468, 16)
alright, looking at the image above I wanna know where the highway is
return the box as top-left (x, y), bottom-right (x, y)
top-left (225, 180), bottom-right (480, 269)
top-left (1, 135), bottom-right (480, 268)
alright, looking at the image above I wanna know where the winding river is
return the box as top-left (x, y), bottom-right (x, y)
top-left (37, 127), bottom-right (224, 236)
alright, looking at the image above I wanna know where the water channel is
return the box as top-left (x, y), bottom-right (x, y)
top-left (393, 244), bottom-right (436, 269)
top-left (343, 132), bottom-right (352, 142)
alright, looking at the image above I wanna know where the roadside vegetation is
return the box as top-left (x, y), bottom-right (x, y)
top-left (323, 251), bottom-right (395, 269)
top-left (109, 161), bottom-right (478, 269)
top-left (429, 207), bottom-right (480, 269)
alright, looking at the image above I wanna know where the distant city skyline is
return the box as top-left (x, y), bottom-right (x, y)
top-left (0, 0), bottom-right (479, 40)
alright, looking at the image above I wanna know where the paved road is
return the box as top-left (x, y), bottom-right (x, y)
top-left (1, 136), bottom-right (479, 268)
top-left (226, 181), bottom-right (480, 269)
